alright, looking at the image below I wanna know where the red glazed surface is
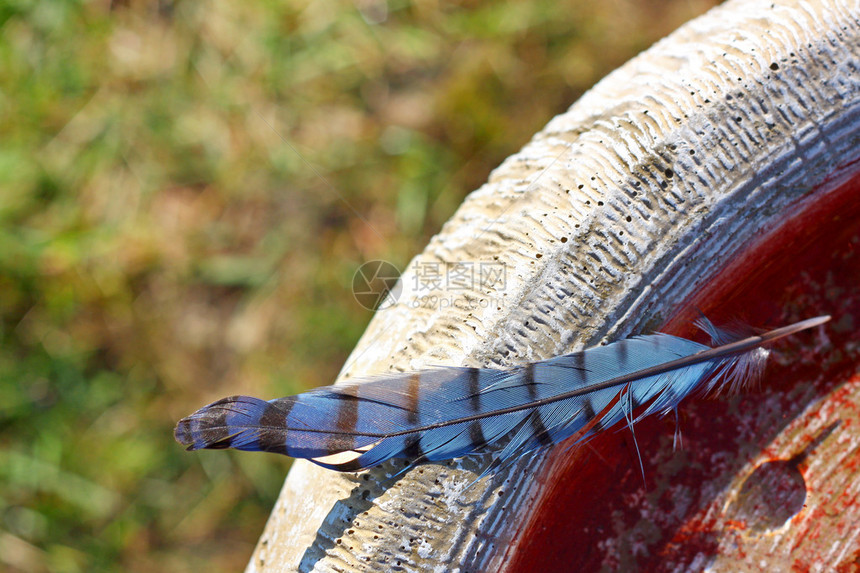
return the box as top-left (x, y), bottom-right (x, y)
top-left (505, 170), bottom-right (860, 571)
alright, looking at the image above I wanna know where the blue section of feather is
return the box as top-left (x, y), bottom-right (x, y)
top-left (175, 324), bottom-right (770, 475)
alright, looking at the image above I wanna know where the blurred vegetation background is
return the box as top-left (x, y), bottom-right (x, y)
top-left (0, 0), bottom-right (720, 571)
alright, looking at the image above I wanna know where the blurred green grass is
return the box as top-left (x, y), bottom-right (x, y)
top-left (0, 0), bottom-right (719, 571)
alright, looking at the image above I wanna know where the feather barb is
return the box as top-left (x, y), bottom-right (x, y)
top-left (174, 315), bottom-right (830, 475)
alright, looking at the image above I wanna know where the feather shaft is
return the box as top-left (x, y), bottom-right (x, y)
top-left (325, 315), bottom-right (830, 439)
top-left (175, 315), bottom-right (829, 474)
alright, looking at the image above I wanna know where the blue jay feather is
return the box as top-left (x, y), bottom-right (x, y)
top-left (175, 315), bottom-right (828, 476)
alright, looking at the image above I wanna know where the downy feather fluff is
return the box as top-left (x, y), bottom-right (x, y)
top-left (175, 315), bottom-right (828, 475)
